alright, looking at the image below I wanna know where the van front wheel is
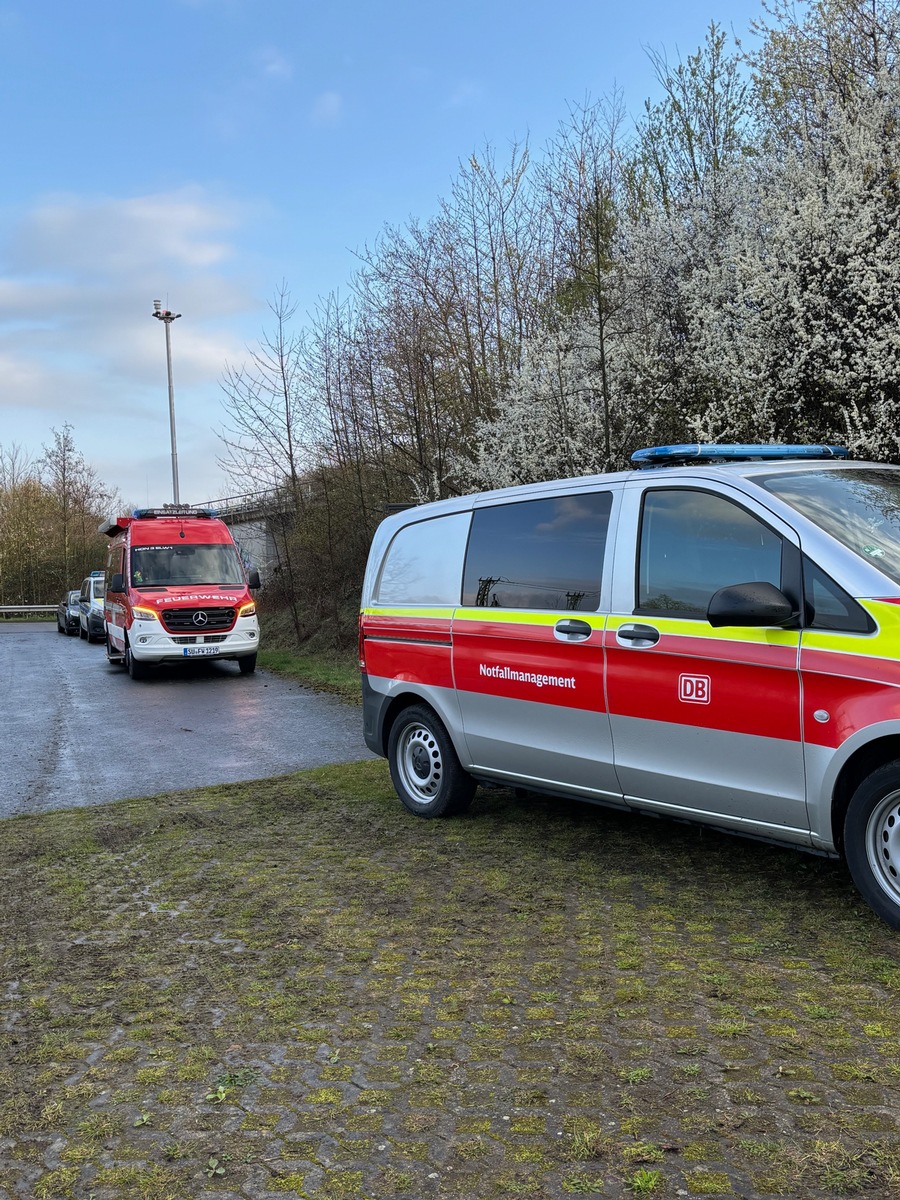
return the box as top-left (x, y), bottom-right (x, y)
top-left (125, 645), bottom-right (149, 681)
top-left (844, 761), bottom-right (900, 929)
top-left (388, 704), bottom-right (476, 818)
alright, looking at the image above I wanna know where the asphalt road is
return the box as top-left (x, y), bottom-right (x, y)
top-left (0, 621), bottom-right (374, 818)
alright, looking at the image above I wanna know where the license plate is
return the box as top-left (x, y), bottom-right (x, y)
top-left (183, 646), bottom-right (220, 657)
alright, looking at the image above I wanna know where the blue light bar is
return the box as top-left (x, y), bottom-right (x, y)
top-left (631, 444), bottom-right (850, 469)
top-left (131, 507), bottom-right (216, 518)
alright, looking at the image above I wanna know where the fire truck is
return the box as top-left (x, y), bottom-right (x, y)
top-left (100, 507), bottom-right (260, 680)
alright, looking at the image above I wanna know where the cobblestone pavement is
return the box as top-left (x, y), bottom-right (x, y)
top-left (2, 760), bottom-right (900, 1199)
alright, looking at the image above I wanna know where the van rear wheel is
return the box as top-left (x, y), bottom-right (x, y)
top-left (388, 704), bottom-right (475, 818)
top-left (844, 761), bottom-right (900, 929)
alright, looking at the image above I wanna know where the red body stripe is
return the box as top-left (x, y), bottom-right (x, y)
top-left (453, 622), bottom-right (605, 712)
top-left (361, 613), bottom-right (900, 750)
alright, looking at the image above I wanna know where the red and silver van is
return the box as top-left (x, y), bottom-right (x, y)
top-left (361, 443), bottom-right (900, 930)
top-left (101, 507), bottom-right (260, 680)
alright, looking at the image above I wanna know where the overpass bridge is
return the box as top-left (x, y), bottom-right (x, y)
top-left (192, 489), bottom-right (292, 586)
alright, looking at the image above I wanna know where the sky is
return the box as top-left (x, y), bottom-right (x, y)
top-left (0, 0), bottom-right (768, 509)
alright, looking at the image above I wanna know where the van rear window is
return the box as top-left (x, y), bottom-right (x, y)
top-left (462, 492), bottom-right (612, 611)
top-left (375, 513), bottom-right (471, 605)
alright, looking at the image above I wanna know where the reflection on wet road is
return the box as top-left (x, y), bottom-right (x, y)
top-left (1, 622), bottom-right (373, 817)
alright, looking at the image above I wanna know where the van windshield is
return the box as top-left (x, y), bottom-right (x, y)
top-left (131, 543), bottom-right (245, 587)
top-left (756, 468), bottom-right (900, 585)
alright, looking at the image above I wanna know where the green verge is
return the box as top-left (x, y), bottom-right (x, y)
top-left (257, 646), bottom-right (360, 701)
top-left (4, 761), bottom-right (900, 1199)
top-left (256, 607), bottom-right (360, 701)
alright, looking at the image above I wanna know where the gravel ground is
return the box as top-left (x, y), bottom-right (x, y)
top-left (2, 759), bottom-right (900, 1199)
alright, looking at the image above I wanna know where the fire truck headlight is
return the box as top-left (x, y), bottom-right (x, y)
top-left (238, 602), bottom-right (256, 617)
top-left (131, 606), bottom-right (158, 621)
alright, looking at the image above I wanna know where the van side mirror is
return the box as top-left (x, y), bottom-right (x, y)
top-left (248, 569), bottom-right (261, 590)
top-left (109, 573), bottom-right (124, 593)
top-left (707, 581), bottom-right (797, 628)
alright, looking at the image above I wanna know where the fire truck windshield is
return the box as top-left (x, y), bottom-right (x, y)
top-left (130, 544), bottom-right (245, 587)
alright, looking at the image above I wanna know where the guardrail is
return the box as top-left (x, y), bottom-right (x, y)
top-left (0, 605), bottom-right (57, 616)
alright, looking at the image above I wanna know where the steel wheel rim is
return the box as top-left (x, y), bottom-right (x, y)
top-left (866, 788), bottom-right (900, 902)
top-left (397, 721), bottom-right (443, 805)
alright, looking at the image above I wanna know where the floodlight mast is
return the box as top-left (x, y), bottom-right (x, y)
top-left (151, 300), bottom-right (182, 505)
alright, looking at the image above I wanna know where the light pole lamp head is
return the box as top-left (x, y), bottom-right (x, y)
top-left (152, 301), bottom-right (182, 322)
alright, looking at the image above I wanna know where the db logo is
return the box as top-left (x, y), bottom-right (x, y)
top-left (679, 673), bottom-right (711, 704)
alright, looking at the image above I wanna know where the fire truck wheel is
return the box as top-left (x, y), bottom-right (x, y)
top-left (125, 644), bottom-right (149, 681)
top-left (388, 704), bottom-right (476, 818)
top-left (845, 762), bottom-right (900, 930)
top-left (238, 654), bottom-right (257, 675)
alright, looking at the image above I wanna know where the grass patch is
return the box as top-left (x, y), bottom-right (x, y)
top-left (256, 607), bottom-right (359, 700)
top-left (257, 645), bottom-right (359, 700)
top-left (3, 759), bottom-right (900, 1198)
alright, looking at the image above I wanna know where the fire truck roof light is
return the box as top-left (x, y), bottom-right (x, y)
top-left (631, 444), bottom-right (851, 469)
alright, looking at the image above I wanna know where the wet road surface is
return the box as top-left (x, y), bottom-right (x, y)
top-left (1, 621), bottom-right (374, 817)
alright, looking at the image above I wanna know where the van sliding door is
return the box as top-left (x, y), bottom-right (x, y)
top-left (451, 489), bottom-right (622, 802)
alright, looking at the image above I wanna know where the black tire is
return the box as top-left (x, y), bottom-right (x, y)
top-left (125, 644), bottom-right (149, 681)
top-left (844, 760), bottom-right (900, 929)
top-left (387, 703), bottom-right (476, 818)
top-left (79, 622), bottom-right (87, 640)
top-left (85, 626), bottom-right (95, 644)
top-left (57, 619), bottom-right (64, 634)
top-left (238, 653), bottom-right (257, 675)
top-left (66, 625), bottom-right (78, 637)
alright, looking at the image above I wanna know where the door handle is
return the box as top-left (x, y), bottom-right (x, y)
top-left (554, 618), bottom-right (592, 641)
top-left (616, 624), bottom-right (660, 645)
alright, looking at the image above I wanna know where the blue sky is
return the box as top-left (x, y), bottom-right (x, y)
top-left (1, 0), bottom-right (766, 506)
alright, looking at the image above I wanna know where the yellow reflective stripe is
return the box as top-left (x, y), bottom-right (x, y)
top-left (361, 606), bottom-right (456, 619)
top-left (802, 600), bottom-right (899, 658)
top-left (363, 605), bottom-right (608, 630)
top-left (452, 609), bottom-right (606, 630)
top-left (607, 614), bottom-right (798, 647)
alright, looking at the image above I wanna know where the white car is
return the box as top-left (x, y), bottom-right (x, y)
top-left (78, 571), bottom-right (106, 642)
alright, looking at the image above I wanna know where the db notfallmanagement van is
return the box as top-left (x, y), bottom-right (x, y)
top-left (100, 507), bottom-right (260, 680)
top-left (360, 443), bottom-right (900, 929)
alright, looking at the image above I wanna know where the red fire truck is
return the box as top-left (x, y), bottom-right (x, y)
top-left (100, 507), bottom-right (260, 680)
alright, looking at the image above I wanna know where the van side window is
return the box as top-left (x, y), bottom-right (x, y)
top-left (376, 512), bottom-right (471, 605)
top-left (638, 489), bottom-right (783, 616)
top-left (462, 492), bottom-right (612, 611)
top-left (803, 555), bottom-right (874, 633)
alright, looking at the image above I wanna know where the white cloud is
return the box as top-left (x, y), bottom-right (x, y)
top-left (255, 47), bottom-right (292, 80)
top-left (310, 91), bottom-right (343, 127)
top-left (0, 188), bottom-right (262, 503)
top-left (7, 187), bottom-right (241, 276)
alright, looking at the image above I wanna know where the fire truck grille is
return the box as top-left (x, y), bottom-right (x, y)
top-left (161, 607), bottom-right (236, 633)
